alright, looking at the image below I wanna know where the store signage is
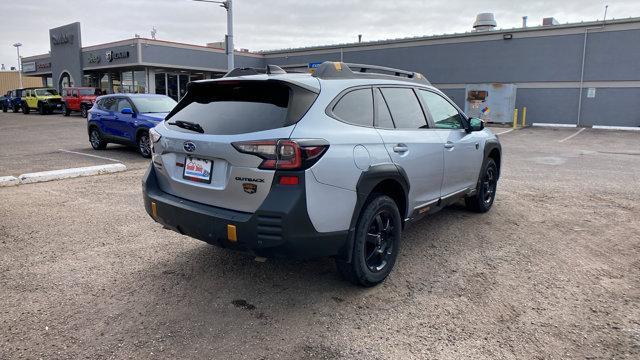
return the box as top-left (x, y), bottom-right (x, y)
top-left (36, 62), bottom-right (51, 70)
top-left (105, 50), bottom-right (130, 62)
top-left (22, 62), bottom-right (36, 72)
top-left (88, 53), bottom-right (101, 64)
top-left (51, 33), bottom-right (74, 45)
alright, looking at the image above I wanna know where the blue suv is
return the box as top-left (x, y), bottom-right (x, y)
top-left (2, 89), bottom-right (24, 113)
top-left (87, 94), bottom-right (177, 157)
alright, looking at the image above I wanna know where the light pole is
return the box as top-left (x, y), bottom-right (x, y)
top-left (193, 0), bottom-right (234, 70)
top-left (13, 43), bottom-right (23, 88)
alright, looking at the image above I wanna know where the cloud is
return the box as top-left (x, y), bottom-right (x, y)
top-left (0, 0), bottom-right (637, 68)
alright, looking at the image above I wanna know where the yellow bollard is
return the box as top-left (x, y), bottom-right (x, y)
top-left (513, 108), bottom-right (519, 129)
top-left (521, 107), bottom-right (527, 127)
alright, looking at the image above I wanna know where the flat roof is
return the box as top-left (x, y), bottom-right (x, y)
top-left (21, 16), bottom-right (640, 61)
top-left (259, 17), bottom-right (640, 54)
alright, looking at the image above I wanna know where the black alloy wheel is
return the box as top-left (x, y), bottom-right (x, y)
top-left (81, 105), bottom-right (88, 118)
top-left (336, 194), bottom-right (402, 287)
top-left (363, 209), bottom-right (397, 273)
top-left (465, 158), bottom-right (498, 213)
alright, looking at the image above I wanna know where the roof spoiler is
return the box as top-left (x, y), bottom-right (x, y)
top-left (312, 62), bottom-right (430, 85)
top-left (223, 64), bottom-right (287, 77)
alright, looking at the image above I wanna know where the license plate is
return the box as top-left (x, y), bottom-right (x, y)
top-left (183, 156), bottom-right (213, 183)
top-left (56, 104), bottom-right (61, 108)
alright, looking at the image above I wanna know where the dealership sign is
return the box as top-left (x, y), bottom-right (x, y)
top-left (22, 62), bottom-right (36, 72)
top-left (88, 53), bottom-right (101, 64)
top-left (36, 62), bottom-right (51, 71)
top-left (51, 33), bottom-right (74, 45)
top-left (105, 50), bottom-right (130, 62)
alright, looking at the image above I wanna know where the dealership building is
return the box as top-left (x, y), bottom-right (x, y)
top-left (21, 17), bottom-right (640, 127)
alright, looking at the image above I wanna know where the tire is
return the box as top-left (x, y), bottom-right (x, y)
top-left (2, 104), bottom-right (6, 112)
top-left (38, 102), bottom-right (46, 115)
top-left (465, 158), bottom-right (498, 213)
top-left (13, 105), bottom-right (20, 113)
top-left (22, 103), bottom-right (30, 114)
top-left (137, 131), bottom-right (152, 158)
top-left (63, 103), bottom-right (70, 116)
top-left (336, 194), bottom-right (402, 287)
top-left (89, 127), bottom-right (107, 150)
top-left (80, 105), bottom-right (88, 118)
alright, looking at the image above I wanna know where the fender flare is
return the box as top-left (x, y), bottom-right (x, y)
top-left (339, 163), bottom-right (410, 262)
top-left (474, 139), bottom-right (502, 191)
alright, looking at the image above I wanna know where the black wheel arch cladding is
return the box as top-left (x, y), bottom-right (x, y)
top-left (340, 163), bottom-right (409, 263)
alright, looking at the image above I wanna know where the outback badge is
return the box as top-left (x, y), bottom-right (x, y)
top-left (243, 183), bottom-right (257, 194)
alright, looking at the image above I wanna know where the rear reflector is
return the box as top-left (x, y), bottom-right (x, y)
top-left (151, 201), bottom-right (158, 218)
top-left (279, 176), bottom-right (299, 185)
top-left (227, 224), bottom-right (237, 242)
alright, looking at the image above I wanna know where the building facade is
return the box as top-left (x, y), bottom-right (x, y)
top-left (22, 18), bottom-right (640, 127)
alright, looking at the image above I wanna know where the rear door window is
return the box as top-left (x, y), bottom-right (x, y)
top-left (332, 88), bottom-right (373, 127)
top-left (100, 98), bottom-right (117, 112)
top-left (166, 81), bottom-right (318, 135)
top-left (379, 88), bottom-right (428, 129)
top-left (374, 88), bottom-right (394, 129)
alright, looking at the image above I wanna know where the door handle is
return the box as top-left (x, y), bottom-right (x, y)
top-left (444, 141), bottom-right (455, 149)
top-left (393, 144), bottom-right (409, 153)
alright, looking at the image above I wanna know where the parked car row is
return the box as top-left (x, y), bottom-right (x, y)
top-left (2, 86), bottom-right (102, 116)
top-left (2, 87), bottom-right (176, 158)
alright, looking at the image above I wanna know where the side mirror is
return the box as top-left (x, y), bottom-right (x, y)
top-left (469, 117), bottom-right (484, 132)
top-left (121, 108), bottom-right (134, 115)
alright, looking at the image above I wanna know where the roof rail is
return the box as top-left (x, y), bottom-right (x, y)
top-left (223, 64), bottom-right (286, 77)
top-left (312, 61), bottom-right (430, 85)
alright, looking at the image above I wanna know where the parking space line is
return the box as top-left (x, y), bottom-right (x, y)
top-left (558, 128), bottom-right (586, 143)
top-left (495, 129), bottom-right (514, 135)
top-left (57, 149), bottom-right (121, 163)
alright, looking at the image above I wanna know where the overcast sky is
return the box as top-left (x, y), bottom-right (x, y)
top-left (0, 0), bottom-right (637, 68)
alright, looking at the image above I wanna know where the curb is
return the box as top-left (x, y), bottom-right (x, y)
top-left (0, 164), bottom-right (127, 187)
top-left (0, 176), bottom-right (19, 187)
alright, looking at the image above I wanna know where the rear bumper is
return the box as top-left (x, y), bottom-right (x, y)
top-left (142, 164), bottom-right (349, 260)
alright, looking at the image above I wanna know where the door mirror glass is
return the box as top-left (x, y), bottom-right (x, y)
top-left (121, 107), bottom-right (134, 115)
top-left (469, 117), bottom-right (484, 132)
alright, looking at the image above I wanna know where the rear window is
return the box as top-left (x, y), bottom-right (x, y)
top-left (166, 81), bottom-right (318, 135)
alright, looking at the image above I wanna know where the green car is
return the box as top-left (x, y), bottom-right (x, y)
top-left (22, 88), bottom-right (64, 115)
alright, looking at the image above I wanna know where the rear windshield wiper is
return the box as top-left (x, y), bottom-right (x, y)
top-left (166, 120), bottom-right (204, 134)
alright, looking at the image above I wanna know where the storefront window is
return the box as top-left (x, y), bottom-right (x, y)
top-left (100, 74), bottom-right (109, 94)
top-left (121, 71), bottom-right (134, 93)
top-left (111, 72), bottom-right (122, 93)
top-left (155, 73), bottom-right (166, 95)
top-left (167, 74), bottom-right (178, 101)
top-left (179, 74), bottom-right (189, 99)
top-left (133, 70), bottom-right (146, 93)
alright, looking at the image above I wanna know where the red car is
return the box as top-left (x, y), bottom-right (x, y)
top-left (61, 87), bottom-right (100, 118)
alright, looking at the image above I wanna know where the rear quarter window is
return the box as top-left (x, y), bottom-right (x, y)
top-left (166, 81), bottom-right (317, 135)
top-left (331, 88), bottom-right (373, 127)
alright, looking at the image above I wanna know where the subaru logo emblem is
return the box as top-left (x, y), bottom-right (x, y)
top-left (183, 141), bottom-right (196, 152)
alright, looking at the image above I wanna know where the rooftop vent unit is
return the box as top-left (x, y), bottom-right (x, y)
top-left (542, 17), bottom-right (559, 26)
top-left (473, 13), bottom-right (497, 31)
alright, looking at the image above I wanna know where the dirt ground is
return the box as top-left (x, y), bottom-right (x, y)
top-left (1, 113), bottom-right (639, 359)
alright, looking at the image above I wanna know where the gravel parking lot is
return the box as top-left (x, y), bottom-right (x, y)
top-left (1, 112), bottom-right (639, 359)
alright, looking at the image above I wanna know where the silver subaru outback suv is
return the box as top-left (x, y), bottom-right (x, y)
top-left (142, 62), bottom-right (501, 286)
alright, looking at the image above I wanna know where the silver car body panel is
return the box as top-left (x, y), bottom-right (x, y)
top-left (150, 73), bottom-right (499, 233)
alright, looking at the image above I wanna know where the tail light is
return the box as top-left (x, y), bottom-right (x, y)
top-left (232, 139), bottom-right (328, 170)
